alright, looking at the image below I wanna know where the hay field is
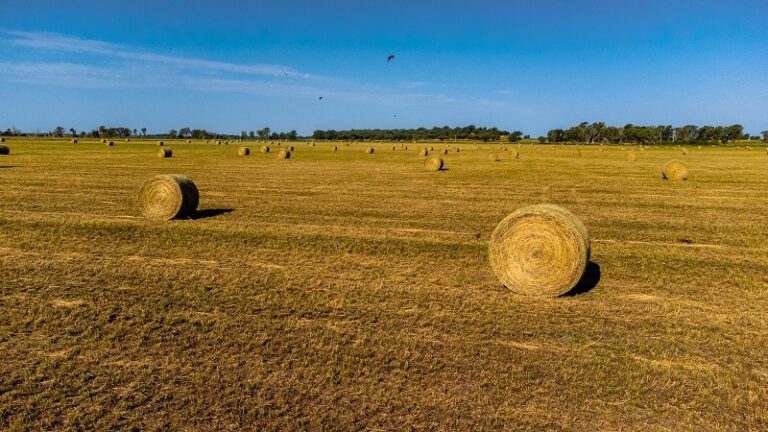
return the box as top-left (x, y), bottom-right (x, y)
top-left (1, 139), bottom-right (767, 431)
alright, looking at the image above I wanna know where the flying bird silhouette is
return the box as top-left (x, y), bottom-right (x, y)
top-left (283, 72), bottom-right (288, 76)
top-left (318, 96), bottom-right (324, 100)
top-left (387, 54), bottom-right (395, 62)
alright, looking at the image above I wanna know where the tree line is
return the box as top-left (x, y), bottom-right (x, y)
top-left (312, 125), bottom-right (525, 142)
top-left (545, 122), bottom-right (766, 145)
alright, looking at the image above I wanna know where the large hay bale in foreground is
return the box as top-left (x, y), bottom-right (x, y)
top-left (488, 204), bottom-right (590, 296)
top-left (488, 152), bottom-right (499, 161)
top-left (261, 145), bottom-right (270, 153)
top-left (158, 148), bottom-right (173, 158)
top-left (278, 149), bottom-right (291, 159)
top-left (365, 147), bottom-right (374, 154)
top-left (139, 174), bottom-right (199, 220)
top-left (625, 151), bottom-right (637, 162)
top-left (238, 147), bottom-right (250, 156)
top-left (662, 160), bottom-right (689, 181)
top-left (424, 155), bottom-right (444, 172)
top-left (0, 145), bottom-right (9, 155)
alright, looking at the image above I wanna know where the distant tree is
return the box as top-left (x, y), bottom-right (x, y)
top-left (179, 128), bottom-right (192, 139)
top-left (269, 132), bottom-right (279, 140)
top-left (241, 131), bottom-right (248, 139)
top-left (249, 131), bottom-right (255, 138)
top-left (133, 129), bottom-right (138, 136)
top-left (287, 130), bottom-right (298, 141)
top-left (547, 129), bottom-right (565, 143)
top-left (141, 128), bottom-right (147, 136)
top-left (761, 131), bottom-right (768, 142)
top-left (257, 127), bottom-right (271, 139)
top-left (507, 131), bottom-right (524, 142)
top-left (537, 136), bottom-right (547, 143)
top-left (69, 128), bottom-right (76, 137)
top-left (168, 129), bottom-right (178, 138)
top-left (53, 126), bottom-right (65, 137)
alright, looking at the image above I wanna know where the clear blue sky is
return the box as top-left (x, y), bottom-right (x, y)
top-left (1, 0), bottom-right (766, 136)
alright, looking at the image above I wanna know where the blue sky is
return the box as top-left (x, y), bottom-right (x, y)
top-left (0, 0), bottom-right (766, 136)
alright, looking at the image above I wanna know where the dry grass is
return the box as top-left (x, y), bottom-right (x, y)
top-left (1, 139), bottom-right (768, 430)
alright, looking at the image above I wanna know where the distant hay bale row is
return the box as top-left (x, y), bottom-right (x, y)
top-left (662, 160), bottom-right (688, 181)
top-left (424, 155), bottom-right (444, 172)
top-left (0, 145), bottom-right (9, 155)
top-left (488, 204), bottom-right (590, 297)
top-left (238, 147), bottom-right (250, 156)
top-left (139, 174), bottom-right (199, 220)
top-left (158, 148), bottom-right (173, 158)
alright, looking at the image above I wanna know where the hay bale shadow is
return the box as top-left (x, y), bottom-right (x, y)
top-left (190, 208), bottom-right (234, 220)
top-left (560, 262), bottom-right (601, 297)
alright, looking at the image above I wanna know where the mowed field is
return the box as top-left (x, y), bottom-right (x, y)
top-left (1, 138), bottom-right (767, 431)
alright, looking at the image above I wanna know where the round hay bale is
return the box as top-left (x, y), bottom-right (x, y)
top-left (125, 138), bottom-right (130, 142)
top-left (158, 148), bottom-right (172, 158)
top-left (392, 145), bottom-right (397, 151)
top-left (216, 140), bottom-right (222, 145)
top-left (187, 139), bottom-right (192, 143)
top-left (101, 139), bottom-right (107, 143)
top-left (0, 145), bottom-right (9, 155)
top-left (488, 204), bottom-right (590, 296)
top-left (424, 155), bottom-right (444, 172)
top-left (138, 174), bottom-right (199, 220)
top-left (287, 145), bottom-right (295, 151)
top-left (331, 145), bottom-right (338, 151)
top-left (419, 148), bottom-right (429, 156)
top-left (455, 147), bottom-right (460, 153)
top-left (441, 148), bottom-right (448, 155)
top-left (662, 159), bottom-right (689, 181)
top-left (71, 139), bottom-right (78, 144)
top-left (681, 148), bottom-right (689, 156)
top-left (157, 141), bottom-right (165, 146)
top-left (625, 151), bottom-right (637, 162)
top-left (365, 147), bottom-right (374, 154)
top-left (0, 137), bottom-right (5, 143)
top-left (106, 141), bottom-right (114, 146)
top-left (238, 147), bottom-right (250, 156)
top-left (488, 152), bottom-right (499, 161)
top-left (278, 149), bottom-right (291, 159)
top-left (511, 149), bottom-right (520, 159)
top-left (261, 145), bottom-right (270, 153)
top-left (429, 146), bottom-right (434, 151)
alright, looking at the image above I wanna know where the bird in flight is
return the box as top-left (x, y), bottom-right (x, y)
top-left (283, 72), bottom-right (288, 76)
top-left (318, 96), bottom-right (324, 100)
top-left (387, 54), bottom-right (395, 62)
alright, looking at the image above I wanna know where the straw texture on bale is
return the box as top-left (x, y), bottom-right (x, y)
top-left (138, 174), bottom-right (199, 220)
top-left (366, 147), bottom-right (375, 154)
top-left (238, 147), bottom-right (251, 156)
top-left (419, 148), bottom-right (429, 156)
top-left (278, 149), bottom-right (291, 159)
top-left (625, 151), bottom-right (637, 162)
top-left (424, 156), bottom-right (444, 172)
top-left (0, 145), bottom-right (9, 155)
top-left (488, 152), bottom-right (499, 161)
top-left (488, 204), bottom-right (590, 297)
top-left (158, 148), bottom-right (172, 158)
top-left (261, 145), bottom-right (270, 153)
top-left (662, 160), bottom-right (689, 181)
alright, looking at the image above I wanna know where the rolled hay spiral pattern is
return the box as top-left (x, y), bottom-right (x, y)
top-left (158, 148), bottom-right (173, 158)
top-left (238, 147), bottom-right (250, 156)
top-left (424, 156), bottom-right (444, 172)
top-left (662, 160), bottom-right (688, 181)
top-left (278, 149), bottom-right (291, 159)
top-left (139, 174), bottom-right (199, 220)
top-left (488, 204), bottom-right (590, 296)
